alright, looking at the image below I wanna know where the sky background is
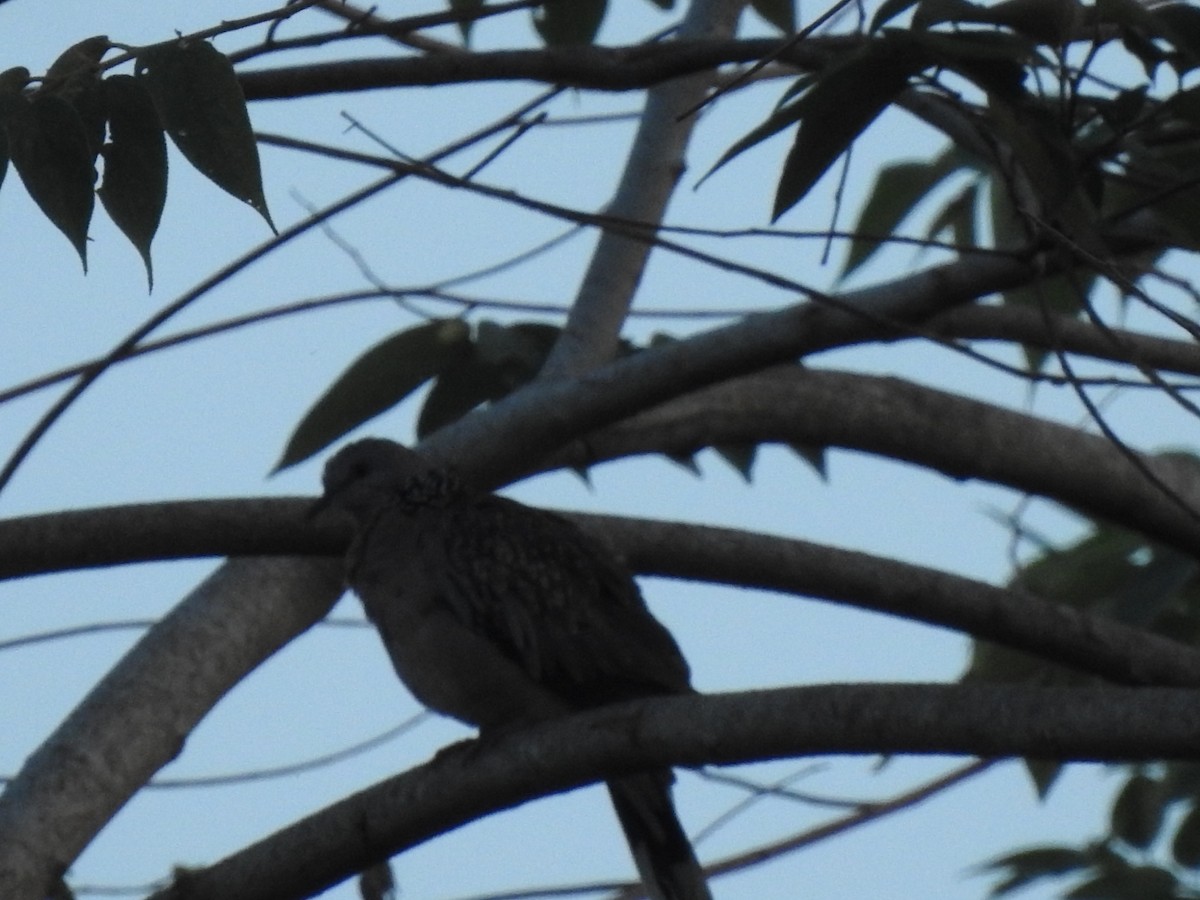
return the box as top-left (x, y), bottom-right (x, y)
top-left (1, 2), bottom-right (1191, 898)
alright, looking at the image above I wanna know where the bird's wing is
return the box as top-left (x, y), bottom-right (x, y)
top-left (436, 495), bottom-right (693, 707)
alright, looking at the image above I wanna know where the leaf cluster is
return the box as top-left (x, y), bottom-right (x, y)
top-left (966, 458), bottom-right (1200, 898)
top-left (0, 35), bottom-right (272, 288)
top-left (712, 0), bottom-right (1200, 316)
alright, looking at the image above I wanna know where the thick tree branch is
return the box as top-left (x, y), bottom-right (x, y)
top-left (147, 683), bottom-right (1200, 900)
top-left (540, 0), bottom-right (746, 376)
top-left (425, 253), bottom-right (1042, 487)
top-left (550, 367), bottom-right (1200, 554)
top-left (0, 558), bottom-right (343, 900)
top-left (236, 37), bottom-right (841, 99)
top-left (4, 487), bottom-right (1200, 692)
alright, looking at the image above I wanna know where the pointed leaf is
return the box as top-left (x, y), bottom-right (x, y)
top-left (714, 443), bottom-right (757, 481)
top-left (1172, 803), bottom-right (1200, 867)
top-left (701, 84), bottom-right (810, 187)
top-left (136, 38), bottom-right (274, 231)
top-left (449, 0), bottom-right (485, 42)
top-left (4, 91), bottom-right (95, 270)
top-left (665, 450), bottom-right (702, 476)
top-left (275, 319), bottom-right (471, 471)
top-left (773, 37), bottom-right (926, 219)
top-left (98, 74), bottom-right (167, 290)
top-left (976, 846), bottom-right (1092, 897)
top-left (788, 442), bottom-right (827, 479)
top-left (751, 0), bottom-right (794, 34)
top-left (42, 35), bottom-right (111, 95)
top-left (871, 0), bottom-right (921, 30)
top-left (417, 352), bottom-right (500, 438)
top-left (1111, 774), bottom-right (1167, 849)
top-left (0, 66), bottom-right (28, 195)
top-left (842, 145), bottom-right (973, 278)
top-left (924, 180), bottom-right (979, 250)
top-left (534, 0), bottom-right (606, 46)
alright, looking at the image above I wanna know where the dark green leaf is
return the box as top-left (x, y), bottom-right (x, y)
top-left (912, 0), bottom-right (983, 30)
top-left (534, 0), bottom-right (606, 45)
top-left (1151, 2), bottom-right (1200, 71)
top-left (925, 181), bottom-right (979, 251)
top-left (665, 450), bottom-right (702, 476)
top-left (136, 38), bottom-right (274, 232)
top-left (417, 353), bottom-right (498, 438)
top-left (700, 84), bottom-right (809, 188)
top-left (0, 66), bottom-right (27, 194)
top-left (1024, 759), bottom-right (1065, 799)
top-left (984, 0), bottom-right (1081, 45)
top-left (1064, 864), bottom-right (1179, 900)
top-left (42, 35), bottom-right (111, 95)
top-left (871, 0), bottom-right (921, 31)
top-left (841, 144), bottom-right (973, 278)
top-left (787, 442), bottom-right (827, 480)
top-left (97, 74), bottom-right (167, 291)
top-left (899, 29), bottom-right (1034, 98)
top-left (274, 319), bottom-right (471, 471)
top-left (714, 443), bottom-right (757, 481)
top-left (773, 36), bottom-right (926, 219)
top-left (751, 0), bottom-right (794, 34)
top-left (1172, 803), bottom-right (1200, 866)
top-left (4, 91), bottom-right (96, 270)
top-left (449, 0), bottom-right (485, 42)
top-left (976, 846), bottom-right (1092, 897)
top-left (1111, 774), bottom-right (1167, 849)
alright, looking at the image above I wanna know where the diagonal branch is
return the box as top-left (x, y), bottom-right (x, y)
top-left (0, 557), bottom-right (344, 900)
top-left (540, 0), bottom-right (747, 376)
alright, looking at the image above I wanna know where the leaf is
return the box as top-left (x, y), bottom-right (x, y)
top-left (871, 0), bottom-right (921, 31)
top-left (1064, 863), bottom-right (1179, 900)
top-left (97, 74), bottom-right (167, 291)
top-left (975, 846), bottom-right (1092, 897)
top-left (665, 450), bottom-right (702, 476)
top-left (534, 0), bottom-right (607, 46)
top-left (1111, 774), bottom-right (1167, 849)
top-left (773, 35), bottom-right (927, 219)
top-left (700, 80), bottom-right (811, 187)
top-left (714, 443), bottom-right (757, 481)
top-left (274, 319), bottom-right (471, 472)
top-left (1172, 804), bottom-right (1200, 867)
top-left (4, 91), bottom-right (96, 270)
top-left (449, 0), bottom-right (485, 42)
top-left (841, 144), bottom-right (973, 278)
top-left (40, 36), bottom-right (112, 164)
top-left (787, 442), bottom-right (827, 479)
top-left (0, 66), bottom-right (29, 194)
top-left (417, 353), bottom-right (498, 438)
top-left (42, 35), bottom-right (111, 95)
top-left (750, 0), bottom-right (794, 34)
top-left (136, 38), bottom-right (274, 232)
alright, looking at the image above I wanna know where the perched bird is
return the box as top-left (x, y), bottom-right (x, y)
top-left (317, 438), bottom-right (711, 900)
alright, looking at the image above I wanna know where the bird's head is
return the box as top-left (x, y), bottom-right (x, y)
top-left (312, 438), bottom-right (457, 521)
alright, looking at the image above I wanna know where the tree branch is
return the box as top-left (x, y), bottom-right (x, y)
top-left (0, 558), bottom-right (343, 900)
top-left (549, 366), bottom-right (1200, 555)
top-left (147, 683), bottom-right (1200, 900)
top-left (236, 37), bottom-right (843, 100)
top-left (540, 0), bottom-right (747, 376)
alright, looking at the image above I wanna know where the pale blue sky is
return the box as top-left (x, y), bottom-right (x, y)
top-left (1, 2), bottom-right (1186, 898)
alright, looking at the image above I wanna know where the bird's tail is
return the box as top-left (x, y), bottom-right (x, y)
top-left (606, 771), bottom-right (712, 900)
